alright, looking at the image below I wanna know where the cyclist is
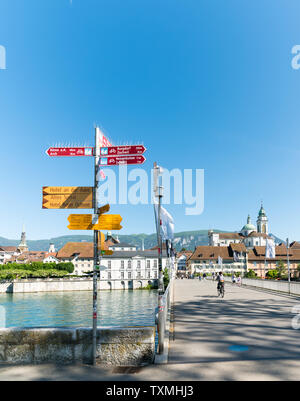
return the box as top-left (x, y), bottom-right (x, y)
top-left (216, 272), bottom-right (225, 295)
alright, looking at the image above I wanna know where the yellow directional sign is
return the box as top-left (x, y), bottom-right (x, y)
top-left (43, 186), bottom-right (92, 195)
top-left (98, 231), bottom-right (106, 244)
top-left (42, 187), bottom-right (93, 209)
top-left (100, 250), bottom-right (114, 255)
top-left (98, 204), bottom-right (110, 214)
top-left (67, 214), bottom-right (122, 230)
top-left (97, 231), bottom-right (113, 255)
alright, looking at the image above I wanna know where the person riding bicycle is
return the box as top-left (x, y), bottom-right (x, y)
top-left (216, 272), bottom-right (225, 292)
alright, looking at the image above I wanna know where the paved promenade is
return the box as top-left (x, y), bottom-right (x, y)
top-left (1, 279), bottom-right (300, 380)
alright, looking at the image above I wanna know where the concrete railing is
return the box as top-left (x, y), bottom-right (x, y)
top-left (0, 326), bottom-right (155, 366)
top-left (224, 276), bottom-right (300, 296)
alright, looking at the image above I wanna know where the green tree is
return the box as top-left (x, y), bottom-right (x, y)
top-left (244, 269), bottom-right (257, 278)
top-left (277, 260), bottom-right (286, 279)
top-left (266, 269), bottom-right (279, 279)
top-left (163, 267), bottom-right (170, 289)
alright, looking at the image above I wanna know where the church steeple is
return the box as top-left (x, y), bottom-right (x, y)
top-left (18, 224), bottom-right (28, 253)
top-left (257, 203), bottom-right (268, 234)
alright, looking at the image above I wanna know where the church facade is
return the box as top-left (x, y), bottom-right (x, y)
top-left (208, 204), bottom-right (273, 249)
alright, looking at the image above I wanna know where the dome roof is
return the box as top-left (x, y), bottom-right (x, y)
top-left (241, 215), bottom-right (256, 232)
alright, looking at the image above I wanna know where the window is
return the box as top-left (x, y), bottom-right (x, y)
top-left (108, 272), bottom-right (111, 280)
top-left (137, 260), bottom-right (141, 269)
top-left (147, 271), bottom-right (150, 279)
top-left (137, 271), bottom-right (142, 279)
top-left (128, 272), bottom-right (132, 279)
top-left (121, 271), bottom-right (124, 279)
top-left (121, 260), bottom-right (124, 270)
top-left (147, 260), bottom-right (150, 269)
top-left (108, 261), bottom-right (111, 269)
top-left (153, 260), bottom-right (157, 268)
top-left (154, 271), bottom-right (158, 279)
top-left (128, 260), bottom-right (132, 269)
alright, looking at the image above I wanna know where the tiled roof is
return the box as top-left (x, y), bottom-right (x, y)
top-left (189, 246), bottom-right (234, 261)
top-left (246, 232), bottom-right (270, 239)
top-left (229, 243), bottom-right (247, 253)
top-left (57, 242), bottom-right (108, 259)
top-left (0, 246), bottom-right (18, 252)
top-left (218, 233), bottom-right (243, 240)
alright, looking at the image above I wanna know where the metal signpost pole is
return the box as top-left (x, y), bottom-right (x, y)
top-left (153, 162), bottom-right (165, 354)
top-left (92, 126), bottom-right (100, 365)
top-left (287, 238), bottom-right (291, 295)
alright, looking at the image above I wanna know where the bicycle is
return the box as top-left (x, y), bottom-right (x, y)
top-left (217, 283), bottom-right (225, 298)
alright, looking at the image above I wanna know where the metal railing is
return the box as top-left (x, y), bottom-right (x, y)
top-left (156, 280), bottom-right (173, 354)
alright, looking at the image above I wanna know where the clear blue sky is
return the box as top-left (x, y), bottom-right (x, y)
top-left (1, 0), bottom-right (300, 241)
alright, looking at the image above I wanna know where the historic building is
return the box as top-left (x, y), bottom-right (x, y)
top-left (188, 244), bottom-right (248, 276)
top-left (209, 204), bottom-right (273, 249)
top-left (56, 239), bottom-right (169, 288)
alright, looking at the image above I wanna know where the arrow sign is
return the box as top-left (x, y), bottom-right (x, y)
top-left (43, 186), bottom-right (92, 195)
top-left (99, 155), bottom-right (146, 166)
top-left (67, 214), bottom-right (122, 230)
top-left (46, 147), bottom-right (94, 157)
top-left (42, 187), bottom-right (93, 209)
top-left (98, 204), bottom-right (110, 214)
top-left (100, 145), bottom-right (146, 156)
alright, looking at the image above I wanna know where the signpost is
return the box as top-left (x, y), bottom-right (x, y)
top-left (43, 127), bottom-right (147, 366)
top-left (99, 155), bottom-right (146, 166)
top-left (67, 214), bottom-right (122, 230)
top-left (42, 187), bottom-right (93, 209)
top-left (43, 186), bottom-right (92, 195)
top-left (46, 147), bottom-right (94, 157)
top-left (100, 145), bottom-right (146, 156)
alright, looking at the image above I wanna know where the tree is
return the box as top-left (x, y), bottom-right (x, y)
top-left (245, 269), bottom-right (257, 278)
top-left (163, 267), bottom-right (170, 289)
top-left (277, 260), bottom-right (286, 279)
top-left (266, 269), bottom-right (278, 279)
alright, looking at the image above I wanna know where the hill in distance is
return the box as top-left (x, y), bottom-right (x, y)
top-left (0, 230), bottom-right (284, 252)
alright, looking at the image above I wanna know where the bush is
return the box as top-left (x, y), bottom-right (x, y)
top-left (163, 267), bottom-right (170, 289)
top-left (1, 262), bottom-right (74, 274)
top-left (266, 269), bottom-right (279, 279)
top-left (244, 269), bottom-right (257, 278)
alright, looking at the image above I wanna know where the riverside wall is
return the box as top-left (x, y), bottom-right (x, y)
top-left (0, 326), bottom-right (155, 366)
top-left (0, 278), bottom-right (157, 293)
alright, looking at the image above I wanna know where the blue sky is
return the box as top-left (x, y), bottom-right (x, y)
top-left (1, 0), bottom-right (300, 241)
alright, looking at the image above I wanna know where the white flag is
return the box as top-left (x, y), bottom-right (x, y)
top-left (218, 256), bottom-right (223, 265)
top-left (265, 238), bottom-right (276, 259)
top-left (154, 200), bottom-right (174, 240)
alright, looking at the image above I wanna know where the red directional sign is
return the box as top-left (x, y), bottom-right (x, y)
top-left (100, 145), bottom-right (146, 156)
top-left (99, 155), bottom-right (146, 166)
top-left (46, 147), bottom-right (94, 157)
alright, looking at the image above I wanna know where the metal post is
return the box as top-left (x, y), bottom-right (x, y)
top-left (92, 126), bottom-right (100, 365)
top-left (153, 162), bottom-right (165, 354)
top-left (287, 238), bottom-right (291, 295)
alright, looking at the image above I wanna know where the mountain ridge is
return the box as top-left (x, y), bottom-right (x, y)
top-left (0, 230), bottom-right (284, 252)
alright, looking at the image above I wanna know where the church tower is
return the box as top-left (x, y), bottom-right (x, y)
top-left (18, 224), bottom-right (29, 253)
top-left (257, 203), bottom-right (268, 234)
